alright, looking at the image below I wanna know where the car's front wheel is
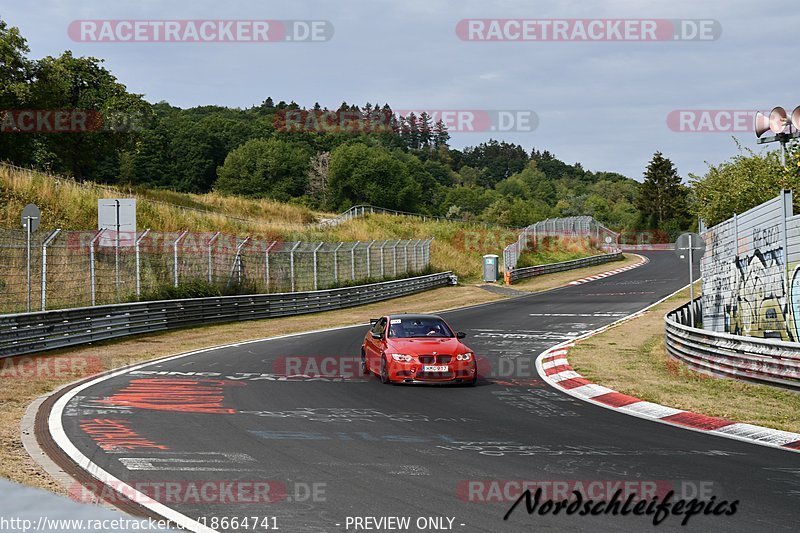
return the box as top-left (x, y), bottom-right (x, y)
top-left (360, 349), bottom-right (370, 376)
top-left (380, 357), bottom-right (390, 384)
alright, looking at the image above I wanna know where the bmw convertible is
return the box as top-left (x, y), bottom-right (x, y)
top-left (361, 314), bottom-right (477, 385)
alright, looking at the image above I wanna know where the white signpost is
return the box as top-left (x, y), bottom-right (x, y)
top-left (98, 199), bottom-right (137, 299)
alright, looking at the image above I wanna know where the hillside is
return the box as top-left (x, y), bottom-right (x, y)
top-left (0, 164), bottom-right (526, 281)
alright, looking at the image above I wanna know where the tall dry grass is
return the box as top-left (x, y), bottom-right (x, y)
top-left (0, 164), bottom-right (323, 234)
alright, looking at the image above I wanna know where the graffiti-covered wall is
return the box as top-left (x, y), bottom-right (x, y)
top-left (701, 191), bottom-right (796, 340)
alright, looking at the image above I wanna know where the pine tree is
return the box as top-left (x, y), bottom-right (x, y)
top-left (637, 151), bottom-right (688, 229)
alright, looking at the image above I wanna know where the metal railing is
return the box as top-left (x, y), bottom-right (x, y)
top-left (0, 229), bottom-right (432, 314)
top-left (0, 271), bottom-right (455, 358)
top-left (506, 252), bottom-right (623, 284)
top-left (665, 299), bottom-right (800, 391)
top-left (318, 204), bottom-right (520, 230)
top-left (502, 216), bottom-right (619, 272)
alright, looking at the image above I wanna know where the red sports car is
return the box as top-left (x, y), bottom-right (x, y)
top-left (361, 314), bottom-right (477, 385)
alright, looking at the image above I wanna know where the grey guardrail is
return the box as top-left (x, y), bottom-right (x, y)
top-left (507, 252), bottom-right (623, 284)
top-left (665, 299), bottom-right (800, 390)
top-left (0, 272), bottom-right (454, 358)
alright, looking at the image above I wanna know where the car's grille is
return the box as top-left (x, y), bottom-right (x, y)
top-left (418, 354), bottom-right (452, 364)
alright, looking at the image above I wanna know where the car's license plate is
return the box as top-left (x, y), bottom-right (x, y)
top-left (423, 365), bottom-right (449, 372)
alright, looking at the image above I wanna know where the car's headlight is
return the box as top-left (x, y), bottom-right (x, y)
top-left (456, 352), bottom-right (473, 361)
top-left (390, 353), bottom-right (413, 362)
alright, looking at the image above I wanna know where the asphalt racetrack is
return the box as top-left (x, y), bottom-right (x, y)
top-left (55, 252), bottom-right (799, 532)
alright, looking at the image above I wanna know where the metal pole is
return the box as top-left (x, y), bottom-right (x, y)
top-left (393, 240), bottom-right (399, 276)
top-left (264, 240), bottom-right (277, 290)
top-left (688, 234), bottom-right (695, 327)
top-left (114, 200), bottom-right (121, 301)
top-left (135, 229), bottom-right (150, 297)
top-left (379, 241), bottom-right (386, 278)
top-left (366, 240), bottom-right (375, 277)
top-left (333, 242), bottom-right (343, 284)
top-left (404, 240), bottom-right (410, 272)
top-left (207, 231), bottom-right (220, 285)
top-left (40, 229), bottom-right (60, 311)
top-left (173, 230), bottom-right (188, 288)
top-left (312, 242), bottom-right (324, 290)
top-left (25, 217), bottom-right (31, 312)
top-left (289, 241), bottom-right (301, 291)
top-left (89, 229), bottom-right (105, 307)
top-left (352, 241), bottom-right (359, 280)
top-left (235, 236), bottom-right (250, 285)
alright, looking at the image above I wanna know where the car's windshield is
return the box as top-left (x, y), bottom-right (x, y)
top-left (387, 317), bottom-right (454, 338)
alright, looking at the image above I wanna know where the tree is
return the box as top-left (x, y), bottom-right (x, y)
top-left (28, 51), bottom-right (151, 180)
top-left (327, 143), bottom-right (421, 211)
top-left (637, 151), bottom-right (690, 231)
top-left (214, 138), bottom-right (311, 200)
top-left (305, 151), bottom-right (330, 207)
top-left (0, 19), bottom-right (34, 163)
top-left (690, 144), bottom-right (790, 226)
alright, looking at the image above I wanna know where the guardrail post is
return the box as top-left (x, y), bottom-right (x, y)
top-left (289, 241), bottom-right (301, 291)
top-left (312, 242), bottom-right (324, 290)
top-left (135, 229), bottom-right (151, 297)
top-left (173, 230), bottom-right (189, 288)
top-left (89, 229), bottom-right (105, 306)
top-left (365, 240), bottom-right (375, 277)
top-left (207, 231), bottom-right (220, 285)
top-left (40, 229), bottom-right (61, 311)
top-left (333, 242), bottom-right (343, 284)
top-left (264, 240), bottom-right (277, 290)
top-left (351, 241), bottom-right (359, 280)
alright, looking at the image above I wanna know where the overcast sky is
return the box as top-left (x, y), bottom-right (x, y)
top-left (2, 0), bottom-right (797, 181)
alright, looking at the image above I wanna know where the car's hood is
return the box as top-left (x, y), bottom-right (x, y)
top-left (386, 337), bottom-right (467, 354)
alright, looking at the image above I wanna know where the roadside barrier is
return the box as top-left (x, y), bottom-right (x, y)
top-left (506, 252), bottom-right (623, 284)
top-left (0, 272), bottom-right (454, 358)
top-left (665, 299), bottom-right (800, 390)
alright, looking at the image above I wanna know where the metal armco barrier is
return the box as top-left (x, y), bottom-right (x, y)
top-left (665, 299), bottom-right (800, 390)
top-left (0, 272), bottom-right (454, 358)
top-left (507, 252), bottom-right (623, 284)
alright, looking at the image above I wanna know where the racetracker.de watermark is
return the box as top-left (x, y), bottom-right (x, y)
top-left (274, 109), bottom-right (538, 133)
top-left (0, 110), bottom-right (144, 133)
top-left (456, 19), bottom-right (721, 41)
top-left (666, 110), bottom-right (762, 133)
top-left (68, 20), bottom-right (334, 42)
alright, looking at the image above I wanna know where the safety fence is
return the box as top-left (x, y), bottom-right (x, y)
top-left (0, 271), bottom-right (455, 358)
top-left (0, 228), bottom-right (432, 314)
top-left (665, 298), bottom-right (800, 391)
top-left (700, 190), bottom-right (800, 340)
top-left (318, 204), bottom-right (519, 230)
top-left (506, 252), bottom-right (623, 284)
top-left (502, 216), bottom-right (620, 272)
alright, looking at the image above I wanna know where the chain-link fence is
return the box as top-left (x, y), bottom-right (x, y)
top-left (0, 229), bottom-right (432, 314)
top-left (502, 216), bottom-right (619, 272)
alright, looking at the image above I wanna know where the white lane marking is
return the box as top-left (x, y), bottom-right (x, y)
top-left (529, 313), bottom-right (629, 317)
top-left (569, 383), bottom-right (616, 399)
top-left (712, 424), bottom-right (800, 446)
top-left (618, 401), bottom-right (684, 419)
top-left (542, 358), bottom-right (569, 369)
top-left (548, 370), bottom-right (582, 382)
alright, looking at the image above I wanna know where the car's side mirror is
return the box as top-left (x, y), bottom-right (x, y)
top-left (456, 332), bottom-right (466, 339)
top-left (371, 332), bottom-right (382, 339)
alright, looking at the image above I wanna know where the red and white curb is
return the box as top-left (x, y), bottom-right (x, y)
top-left (536, 338), bottom-right (800, 454)
top-left (568, 254), bottom-right (650, 285)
